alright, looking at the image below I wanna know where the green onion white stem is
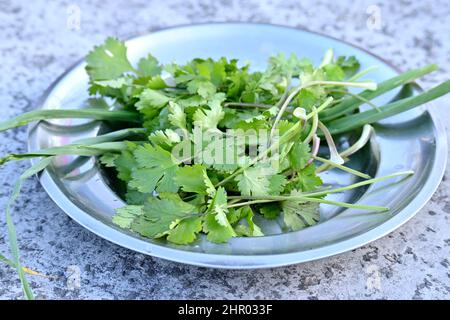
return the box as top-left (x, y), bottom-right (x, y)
top-left (318, 121), bottom-right (345, 164)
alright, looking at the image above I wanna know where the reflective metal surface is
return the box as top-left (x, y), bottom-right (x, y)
top-left (28, 23), bottom-right (447, 268)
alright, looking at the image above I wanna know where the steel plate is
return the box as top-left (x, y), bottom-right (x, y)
top-left (28, 23), bottom-right (447, 268)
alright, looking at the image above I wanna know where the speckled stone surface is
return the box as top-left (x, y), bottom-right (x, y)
top-left (0, 0), bottom-right (449, 300)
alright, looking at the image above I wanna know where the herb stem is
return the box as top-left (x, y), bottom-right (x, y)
top-left (313, 155), bottom-right (371, 179)
top-left (227, 199), bottom-right (274, 208)
top-left (304, 170), bottom-right (414, 197)
top-left (224, 102), bottom-right (275, 109)
top-left (269, 80), bottom-right (373, 142)
top-left (318, 121), bottom-right (345, 164)
top-left (320, 64), bottom-right (439, 122)
top-left (330, 89), bottom-right (380, 112)
top-left (215, 98), bottom-right (333, 188)
top-left (347, 66), bottom-right (379, 82)
top-left (317, 124), bottom-right (373, 172)
top-left (0, 109), bottom-right (142, 132)
top-left (227, 195), bottom-right (387, 211)
top-left (325, 80), bottom-right (450, 134)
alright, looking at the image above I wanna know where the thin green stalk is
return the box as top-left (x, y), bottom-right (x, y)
top-left (318, 121), bottom-right (344, 164)
top-left (274, 76), bottom-right (292, 109)
top-left (0, 109), bottom-right (142, 132)
top-left (224, 102), bottom-right (275, 109)
top-left (227, 199), bottom-right (274, 208)
top-left (216, 99), bottom-right (333, 188)
top-left (319, 49), bottom-right (334, 68)
top-left (347, 66), bottom-right (379, 82)
top-left (304, 170), bottom-right (414, 197)
top-left (313, 155), bottom-right (371, 179)
top-left (227, 170), bottom-right (414, 211)
top-left (317, 124), bottom-right (373, 172)
top-left (325, 80), bottom-right (450, 135)
top-left (0, 253), bottom-right (15, 268)
top-left (307, 97), bottom-right (334, 119)
top-left (73, 128), bottom-right (147, 145)
top-left (0, 142), bottom-right (128, 165)
top-left (0, 253), bottom-right (47, 277)
top-left (300, 196), bottom-right (387, 211)
top-left (270, 80), bottom-right (376, 141)
top-left (320, 64), bottom-right (439, 122)
top-left (303, 107), bottom-right (319, 144)
top-left (5, 157), bottom-right (54, 300)
top-left (227, 195), bottom-right (387, 211)
top-left (330, 89), bottom-right (380, 112)
top-left (311, 80), bottom-right (377, 90)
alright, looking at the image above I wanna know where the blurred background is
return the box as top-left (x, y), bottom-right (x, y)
top-left (0, 0), bottom-right (449, 299)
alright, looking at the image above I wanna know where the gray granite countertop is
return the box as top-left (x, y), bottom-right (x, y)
top-left (1, 0), bottom-right (449, 300)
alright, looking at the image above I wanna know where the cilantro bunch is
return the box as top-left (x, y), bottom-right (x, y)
top-left (1, 37), bottom-right (450, 299)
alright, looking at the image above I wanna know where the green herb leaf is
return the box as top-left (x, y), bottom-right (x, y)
top-left (288, 142), bottom-right (311, 172)
top-left (130, 194), bottom-right (197, 238)
top-left (129, 144), bottom-right (180, 193)
top-left (282, 195), bottom-right (320, 231)
top-left (167, 216), bottom-right (203, 245)
top-left (137, 54), bottom-right (162, 77)
top-left (175, 164), bottom-right (209, 194)
top-left (86, 37), bottom-right (134, 81)
top-left (235, 167), bottom-right (272, 196)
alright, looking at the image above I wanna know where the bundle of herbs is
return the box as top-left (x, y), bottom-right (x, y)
top-left (1, 38), bottom-right (449, 299)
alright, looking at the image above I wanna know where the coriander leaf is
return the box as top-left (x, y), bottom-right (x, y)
top-left (134, 144), bottom-right (179, 168)
top-left (226, 72), bottom-right (246, 98)
top-left (155, 166), bottom-right (179, 193)
top-left (234, 113), bottom-right (269, 130)
top-left (336, 56), bottom-right (360, 78)
top-left (323, 64), bottom-right (345, 81)
top-left (146, 76), bottom-right (167, 89)
top-left (208, 187), bottom-right (232, 228)
top-left (136, 88), bottom-right (170, 110)
top-left (129, 144), bottom-right (180, 193)
top-left (132, 194), bottom-right (197, 238)
top-left (125, 190), bottom-right (151, 205)
top-left (226, 208), bottom-right (242, 225)
top-left (202, 212), bottom-right (235, 243)
top-left (259, 202), bottom-right (281, 220)
top-left (203, 170), bottom-right (216, 197)
top-left (167, 216), bottom-right (202, 245)
top-left (175, 164), bottom-right (209, 194)
top-left (267, 53), bottom-right (313, 78)
top-left (148, 129), bottom-right (181, 148)
top-left (187, 79), bottom-right (216, 99)
top-left (277, 120), bottom-right (296, 136)
top-left (85, 37), bottom-right (134, 81)
top-left (137, 54), bottom-right (162, 77)
top-left (294, 88), bottom-right (319, 111)
top-left (114, 144), bottom-right (138, 182)
top-left (233, 206), bottom-right (263, 237)
top-left (193, 93), bottom-right (226, 130)
top-left (112, 205), bottom-right (144, 229)
top-left (94, 77), bottom-right (131, 89)
top-left (142, 106), bottom-right (171, 132)
top-left (268, 174), bottom-right (288, 195)
top-left (282, 196), bottom-right (320, 231)
top-left (168, 101), bottom-right (187, 130)
top-left (196, 59), bottom-right (227, 87)
top-left (297, 163), bottom-right (323, 192)
top-left (288, 142), bottom-right (311, 172)
top-left (99, 153), bottom-right (119, 167)
top-left (129, 168), bottom-right (164, 193)
top-left (235, 167), bottom-right (272, 196)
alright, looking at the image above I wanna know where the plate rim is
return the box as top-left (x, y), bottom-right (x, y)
top-left (28, 22), bottom-right (448, 269)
